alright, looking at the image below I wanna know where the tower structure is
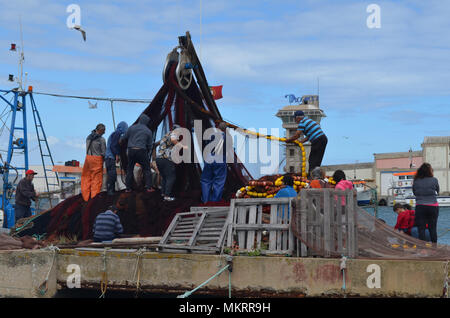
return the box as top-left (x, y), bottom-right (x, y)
top-left (1, 36), bottom-right (59, 227)
top-left (276, 95), bottom-right (326, 173)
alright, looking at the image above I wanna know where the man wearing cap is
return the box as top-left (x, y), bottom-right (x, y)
top-left (286, 110), bottom-right (328, 177)
top-left (14, 170), bottom-right (39, 223)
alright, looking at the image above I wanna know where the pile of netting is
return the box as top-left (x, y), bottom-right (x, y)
top-left (12, 190), bottom-right (202, 242)
top-left (11, 33), bottom-right (251, 242)
top-left (355, 207), bottom-right (450, 259)
top-left (291, 198), bottom-right (450, 260)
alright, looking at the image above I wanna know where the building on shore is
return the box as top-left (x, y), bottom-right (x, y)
top-left (321, 137), bottom-right (450, 199)
top-left (275, 97), bottom-right (450, 198)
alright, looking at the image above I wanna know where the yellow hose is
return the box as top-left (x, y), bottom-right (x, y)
top-left (226, 125), bottom-right (307, 178)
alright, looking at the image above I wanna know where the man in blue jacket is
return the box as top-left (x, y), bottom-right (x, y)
top-left (120, 114), bottom-right (154, 193)
top-left (201, 122), bottom-right (229, 203)
top-left (105, 121), bottom-right (128, 195)
top-left (275, 175), bottom-right (297, 220)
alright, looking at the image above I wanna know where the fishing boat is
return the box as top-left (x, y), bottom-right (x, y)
top-left (388, 172), bottom-right (450, 207)
top-left (352, 180), bottom-right (374, 206)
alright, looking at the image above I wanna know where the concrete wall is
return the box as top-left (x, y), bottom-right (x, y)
top-left (50, 249), bottom-right (449, 298)
top-left (0, 249), bottom-right (57, 298)
top-left (1, 249), bottom-right (448, 298)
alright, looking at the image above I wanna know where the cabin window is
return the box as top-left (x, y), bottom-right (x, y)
top-left (289, 149), bottom-right (295, 157)
top-left (289, 166), bottom-right (295, 173)
top-left (399, 176), bottom-right (405, 180)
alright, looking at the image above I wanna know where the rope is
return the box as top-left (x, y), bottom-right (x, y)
top-left (340, 256), bottom-right (348, 297)
top-left (32, 233), bottom-right (46, 241)
top-left (37, 245), bottom-right (59, 296)
top-left (438, 228), bottom-right (450, 238)
top-left (177, 262), bottom-right (231, 298)
top-left (99, 248), bottom-right (110, 298)
top-left (132, 248), bottom-right (146, 297)
top-left (444, 260), bottom-right (449, 298)
top-left (32, 91), bottom-right (152, 104)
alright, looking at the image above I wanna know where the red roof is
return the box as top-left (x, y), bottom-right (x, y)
top-left (52, 165), bottom-right (124, 175)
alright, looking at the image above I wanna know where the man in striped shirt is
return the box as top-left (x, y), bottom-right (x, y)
top-left (286, 110), bottom-right (328, 177)
top-left (92, 205), bottom-right (124, 242)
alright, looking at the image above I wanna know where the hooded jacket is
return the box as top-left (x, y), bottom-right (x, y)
top-left (335, 179), bottom-right (354, 206)
top-left (105, 121), bottom-right (128, 159)
top-left (86, 131), bottom-right (106, 157)
top-left (121, 114), bottom-right (153, 153)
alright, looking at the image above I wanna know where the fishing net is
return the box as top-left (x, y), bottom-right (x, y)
top-left (11, 35), bottom-right (250, 242)
top-left (291, 190), bottom-right (450, 260)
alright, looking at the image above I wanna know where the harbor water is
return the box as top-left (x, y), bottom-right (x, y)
top-left (363, 205), bottom-right (450, 245)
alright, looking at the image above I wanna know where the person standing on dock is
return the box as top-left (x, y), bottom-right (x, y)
top-left (412, 163), bottom-right (440, 244)
top-left (120, 114), bottom-right (154, 193)
top-left (14, 169), bottom-right (39, 223)
top-left (201, 122), bottom-right (229, 203)
top-left (81, 123), bottom-right (106, 201)
top-left (105, 121), bottom-right (128, 196)
top-left (286, 110), bottom-right (327, 178)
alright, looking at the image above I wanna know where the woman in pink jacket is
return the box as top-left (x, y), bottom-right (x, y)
top-left (332, 170), bottom-right (355, 206)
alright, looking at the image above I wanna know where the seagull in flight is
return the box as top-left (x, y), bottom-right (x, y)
top-left (72, 24), bottom-right (86, 41)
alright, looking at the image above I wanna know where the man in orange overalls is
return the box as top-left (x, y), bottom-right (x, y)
top-left (81, 123), bottom-right (106, 201)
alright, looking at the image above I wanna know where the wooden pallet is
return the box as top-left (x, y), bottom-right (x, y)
top-left (226, 198), bottom-right (295, 256)
top-left (158, 206), bottom-right (232, 254)
top-left (294, 188), bottom-right (358, 258)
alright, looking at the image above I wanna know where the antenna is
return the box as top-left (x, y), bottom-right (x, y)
top-left (16, 16), bottom-right (25, 91)
top-left (199, 0), bottom-right (202, 61)
top-left (317, 77), bottom-right (319, 96)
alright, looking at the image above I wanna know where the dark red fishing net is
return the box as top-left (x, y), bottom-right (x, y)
top-left (12, 50), bottom-right (250, 242)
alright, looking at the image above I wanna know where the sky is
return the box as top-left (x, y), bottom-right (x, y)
top-left (1, 0), bottom-right (450, 178)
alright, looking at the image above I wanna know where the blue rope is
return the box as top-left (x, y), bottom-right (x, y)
top-left (177, 264), bottom-right (230, 298)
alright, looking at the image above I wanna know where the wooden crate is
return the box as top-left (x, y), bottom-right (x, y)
top-left (158, 207), bottom-right (232, 254)
top-left (294, 189), bottom-right (357, 258)
top-left (227, 198), bottom-right (295, 256)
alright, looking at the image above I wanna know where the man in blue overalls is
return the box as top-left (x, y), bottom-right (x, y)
top-left (201, 122), bottom-right (228, 203)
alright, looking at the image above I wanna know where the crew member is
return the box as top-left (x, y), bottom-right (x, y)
top-left (105, 121), bottom-right (128, 195)
top-left (92, 205), bottom-right (123, 242)
top-left (15, 169), bottom-right (39, 223)
top-left (286, 110), bottom-right (327, 177)
top-left (201, 122), bottom-right (229, 203)
top-left (274, 175), bottom-right (297, 219)
top-left (81, 123), bottom-right (106, 201)
top-left (155, 124), bottom-right (183, 201)
top-left (120, 114), bottom-right (154, 193)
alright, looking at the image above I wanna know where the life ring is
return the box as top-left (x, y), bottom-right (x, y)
top-left (398, 181), bottom-right (403, 186)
